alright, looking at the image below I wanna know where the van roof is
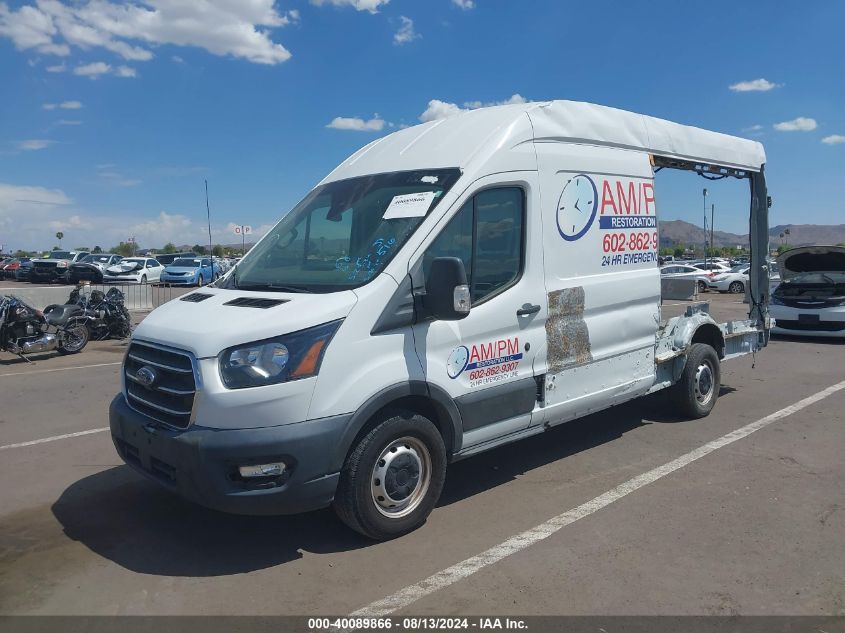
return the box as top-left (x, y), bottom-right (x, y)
top-left (322, 100), bottom-right (766, 184)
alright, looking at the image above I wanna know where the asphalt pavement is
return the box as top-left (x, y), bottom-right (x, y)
top-left (0, 293), bottom-right (842, 616)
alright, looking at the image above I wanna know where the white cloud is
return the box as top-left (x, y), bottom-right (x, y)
top-left (73, 60), bottom-right (111, 77)
top-left (43, 99), bottom-right (82, 110)
top-left (310, 0), bottom-right (389, 13)
top-left (326, 116), bottom-right (386, 131)
top-left (452, 0), bottom-right (475, 9)
top-left (0, 1), bottom-right (295, 66)
top-left (57, 119), bottom-right (82, 125)
top-left (46, 62), bottom-right (66, 72)
top-left (114, 64), bottom-right (136, 77)
top-left (729, 78), bottom-right (781, 92)
top-left (394, 16), bottom-right (420, 45)
top-left (419, 94), bottom-right (527, 122)
top-left (742, 124), bottom-right (764, 132)
top-left (773, 117), bottom-right (818, 132)
top-left (18, 139), bottom-right (54, 151)
top-left (171, 54), bottom-right (183, 63)
top-left (821, 135), bottom-right (845, 145)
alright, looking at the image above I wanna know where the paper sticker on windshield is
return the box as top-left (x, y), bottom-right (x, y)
top-left (383, 191), bottom-right (436, 219)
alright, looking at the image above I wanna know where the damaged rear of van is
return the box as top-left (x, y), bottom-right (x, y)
top-left (110, 100), bottom-right (771, 540)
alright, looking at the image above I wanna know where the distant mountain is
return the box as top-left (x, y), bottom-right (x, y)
top-left (659, 220), bottom-right (845, 248)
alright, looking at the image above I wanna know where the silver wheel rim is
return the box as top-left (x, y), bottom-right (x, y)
top-left (63, 325), bottom-right (87, 352)
top-left (694, 361), bottom-right (715, 405)
top-left (371, 436), bottom-right (431, 519)
top-left (730, 282), bottom-right (743, 293)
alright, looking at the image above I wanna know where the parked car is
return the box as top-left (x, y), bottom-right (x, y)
top-left (2, 258), bottom-right (30, 279)
top-left (14, 259), bottom-right (34, 281)
top-left (30, 250), bottom-right (90, 283)
top-left (160, 257), bottom-right (219, 286)
top-left (660, 264), bottom-right (714, 293)
top-left (770, 246), bottom-right (845, 337)
top-left (708, 265), bottom-right (750, 293)
top-left (155, 252), bottom-right (196, 267)
top-left (692, 261), bottom-right (731, 273)
top-left (102, 257), bottom-right (164, 284)
top-left (68, 254), bottom-right (123, 284)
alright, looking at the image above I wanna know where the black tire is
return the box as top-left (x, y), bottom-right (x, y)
top-left (671, 343), bottom-right (720, 419)
top-left (728, 281), bottom-right (744, 294)
top-left (58, 323), bottom-right (89, 354)
top-left (140, 274), bottom-right (147, 285)
top-left (197, 274), bottom-right (204, 287)
top-left (334, 410), bottom-right (447, 540)
top-left (697, 280), bottom-right (707, 293)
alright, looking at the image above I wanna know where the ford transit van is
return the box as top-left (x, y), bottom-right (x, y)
top-left (110, 100), bottom-right (771, 539)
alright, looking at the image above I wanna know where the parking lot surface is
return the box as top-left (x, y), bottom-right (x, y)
top-left (0, 294), bottom-right (843, 616)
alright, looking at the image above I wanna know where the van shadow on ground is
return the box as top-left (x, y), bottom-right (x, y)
top-left (50, 387), bottom-right (736, 578)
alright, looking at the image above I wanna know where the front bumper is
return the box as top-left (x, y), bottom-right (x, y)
top-left (109, 394), bottom-right (348, 515)
top-left (770, 303), bottom-right (845, 337)
top-left (69, 267), bottom-right (103, 282)
top-left (160, 275), bottom-right (198, 285)
top-left (30, 267), bottom-right (68, 281)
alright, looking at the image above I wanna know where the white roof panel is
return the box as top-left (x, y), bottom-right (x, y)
top-left (321, 100), bottom-right (765, 184)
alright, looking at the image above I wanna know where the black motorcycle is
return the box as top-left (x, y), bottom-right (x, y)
top-left (66, 286), bottom-right (132, 340)
top-left (0, 295), bottom-right (89, 359)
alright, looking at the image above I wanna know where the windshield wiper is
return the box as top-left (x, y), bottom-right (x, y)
top-left (237, 283), bottom-right (314, 294)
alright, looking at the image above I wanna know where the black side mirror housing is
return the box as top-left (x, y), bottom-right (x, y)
top-left (424, 257), bottom-right (471, 321)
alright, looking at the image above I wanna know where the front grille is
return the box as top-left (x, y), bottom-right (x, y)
top-left (775, 319), bottom-right (845, 332)
top-left (124, 341), bottom-right (197, 429)
top-left (774, 296), bottom-right (844, 308)
top-left (34, 261), bottom-right (59, 269)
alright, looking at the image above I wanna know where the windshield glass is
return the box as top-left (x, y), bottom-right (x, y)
top-left (224, 168), bottom-right (461, 293)
top-left (49, 251), bottom-right (72, 259)
top-left (172, 258), bottom-right (201, 267)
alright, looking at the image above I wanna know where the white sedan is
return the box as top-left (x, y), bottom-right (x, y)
top-left (708, 265), bottom-right (750, 293)
top-left (660, 264), bottom-right (714, 293)
top-left (102, 257), bottom-right (164, 284)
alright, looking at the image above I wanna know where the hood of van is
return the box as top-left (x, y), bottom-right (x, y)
top-left (132, 288), bottom-right (358, 358)
top-left (776, 246), bottom-right (845, 281)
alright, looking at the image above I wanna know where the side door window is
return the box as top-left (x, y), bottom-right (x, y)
top-left (423, 187), bottom-right (525, 304)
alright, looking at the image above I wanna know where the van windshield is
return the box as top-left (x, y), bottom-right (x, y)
top-left (223, 168), bottom-right (461, 293)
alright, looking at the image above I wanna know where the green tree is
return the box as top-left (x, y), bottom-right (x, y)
top-left (212, 244), bottom-right (224, 257)
top-left (55, 231), bottom-right (64, 247)
top-left (192, 244), bottom-right (207, 255)
top-left (162, 242), bottom-right (177, 254)
top-left (673, 247), bottom-right (685, 258)
top-left (93, 246), bottom-right (103, 253)
top-left (52, 245), bottom-right (61, 250)
top-left (73, 246), bottom-right (91, 252)
top-left (110, 242), bottom-right (136, 257)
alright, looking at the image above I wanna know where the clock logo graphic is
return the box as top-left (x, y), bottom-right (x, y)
top-left (447, 345), bottom-right (470, 379)
top-left (556, 174), bottom-right (598, 241)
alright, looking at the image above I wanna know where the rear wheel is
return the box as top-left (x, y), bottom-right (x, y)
top-left (671, 343), bottom-right (720, 418)
top-left (697, 280), bottom-right (707, 293)
top-left (334, 410), bottom-right (447, 540)
top-left (728, 281), bottom-right (744, 294)
top-left (198, 273), bottom-right (205, 286)
top-left (58, 323), bottom-right (89, 354)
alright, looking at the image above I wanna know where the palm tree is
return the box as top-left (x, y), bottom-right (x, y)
top-left (784, 228), bottom-right (790, 246)
top-left (55, 231), bottom-right (64, 248)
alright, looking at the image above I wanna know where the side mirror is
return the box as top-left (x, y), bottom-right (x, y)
top-left (424, 257), bottom-right (471, 321)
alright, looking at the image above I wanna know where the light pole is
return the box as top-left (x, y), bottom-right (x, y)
top-left (702, 188), bottom-right (708, 266)
top-left (711, 203), bottom-right (715, 262)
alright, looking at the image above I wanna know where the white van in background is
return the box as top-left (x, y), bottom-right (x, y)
top-left (110, 100), bottom-right (771, 540)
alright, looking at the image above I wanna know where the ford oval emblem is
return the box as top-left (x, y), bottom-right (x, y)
top-left (136, 365), bottom-right (157, 387)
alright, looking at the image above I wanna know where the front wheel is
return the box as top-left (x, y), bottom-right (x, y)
top-left (670, 343), bottom-right (720, 419)
top-left (197, 274), bottom-right (204, 286)
top-left (334, 410), bottom-right (447, 540)
top-left (728, 281), bottom-right (744, 294)
top-left (140, 274), bottom-right (147, 285)
top-left (58, 323), bottom-right (89, 354)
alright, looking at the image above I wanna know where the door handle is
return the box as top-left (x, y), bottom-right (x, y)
top-left (516, 304), bottom-right (541, 317)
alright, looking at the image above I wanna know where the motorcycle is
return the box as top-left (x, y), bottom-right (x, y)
top-left (65, 285), bottom-right (132, 340)
top-left (0, 295), bottom-right (89, 360)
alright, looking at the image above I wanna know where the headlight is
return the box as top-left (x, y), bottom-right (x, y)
top-left (57, 261), bottom-right (68, 268)
top-left (770, 295), bottom-right (784, 305)
top-left (219, 320), bottom-right (342, 389)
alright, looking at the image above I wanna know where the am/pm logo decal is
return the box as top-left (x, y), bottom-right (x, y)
top-left (447, 338), bottom-right (523, 388)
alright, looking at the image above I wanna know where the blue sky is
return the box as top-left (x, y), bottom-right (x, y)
top-left (1, 0), bottom-right (843, 251)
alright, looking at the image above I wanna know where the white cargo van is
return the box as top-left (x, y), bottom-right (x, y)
top-left (111, 100), bottom-right (771, 539)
